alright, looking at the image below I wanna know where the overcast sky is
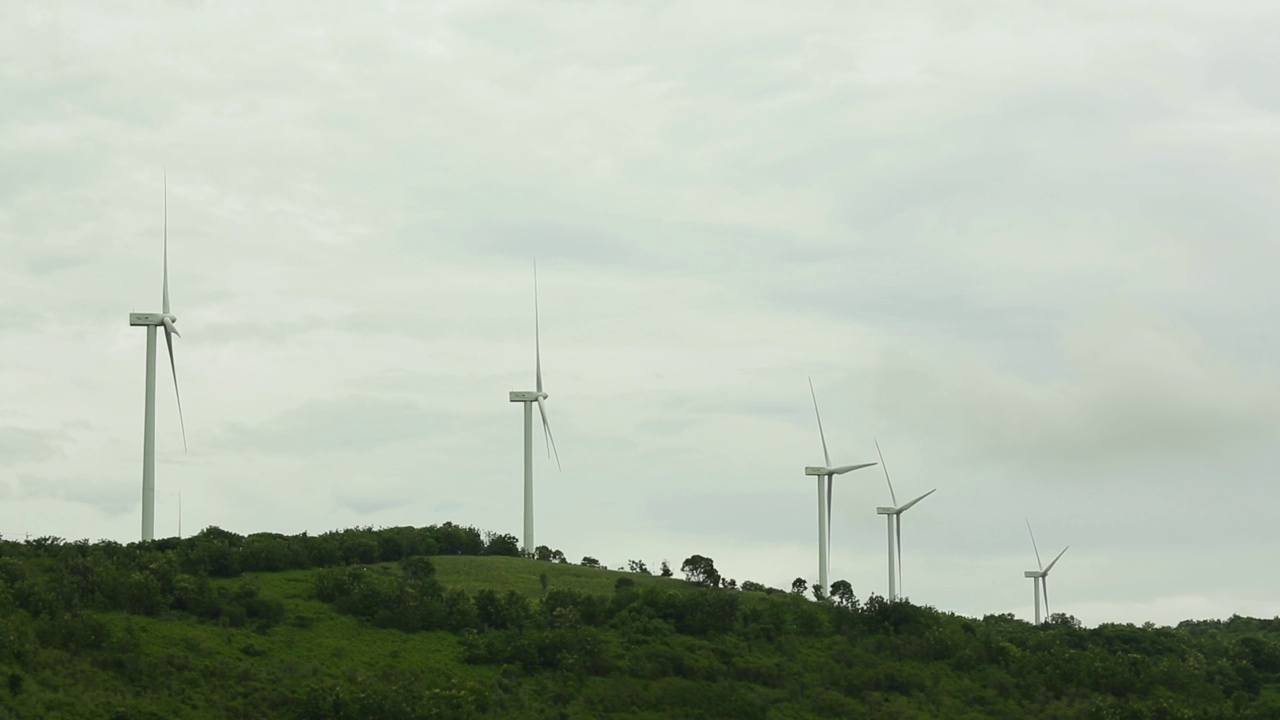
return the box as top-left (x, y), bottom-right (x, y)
top-left (3, 0), bottom-right (1279, 627)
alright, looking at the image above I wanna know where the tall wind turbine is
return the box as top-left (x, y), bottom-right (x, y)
top-left (1024, 520), bottom-right (1068, 624)
top-left (508, 262), bottom-right (560, 554)
top-left (128, 173), bottom-right (187, 542)
top-left (874, 440), bottom-right (936, 602)
top-left (804, 378), bottom-right (876, 596)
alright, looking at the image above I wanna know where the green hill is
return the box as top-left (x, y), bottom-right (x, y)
top-left (1, 524), bottom-right (1279, 719)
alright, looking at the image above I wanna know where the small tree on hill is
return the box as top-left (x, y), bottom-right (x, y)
top-left (580, 556), bottom-right (602, 568)
top-left (627, 559), bottom-right (650, 575)
top-left (791, 578), bottom-right (808, 596)
top-left (400, 556), bottom-right (436, 581)
top-left (830, 579), bottom-right (857, 609)
top-left (681, 555), bottom-right (721, 587)
top-left (659, 560), bottom-right (673, 578)
top-left (481, 532), bottom-right (520, 557)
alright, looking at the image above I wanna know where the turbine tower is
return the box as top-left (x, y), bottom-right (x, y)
top-left (874, 440), bottom-right (936, 602)
top-left (804, 378), bottom-right (876, 596)
top-left (1024, 520), bottom-right (1068, 624)
top-left (509, 262), bottom-right (560, 554)
top-left (128, 173), bottom-right (187, 542)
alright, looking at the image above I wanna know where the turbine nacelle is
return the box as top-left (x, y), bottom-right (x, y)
top-left (509, 390), bottom-right (546, 402)
top-left (805, 462), bottom-right (876, 477)
top-left (1025, 570), bottom-right (1045, 578)
top-left (876, 506), bottom-right (896, 515)
top-left (130, 313), bottom-right (170, 326)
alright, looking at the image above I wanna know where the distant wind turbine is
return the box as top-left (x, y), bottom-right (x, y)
top-left (508, 262), bottom-right (560, 554)
top-left (804, 378), bottom-right (876, 596)
top-left (874, 440), bottom-right (936, 602)
top-left (128, 173), bottom-right (188, 542)
top-left (1024, 520), bottom-right (1068, 624)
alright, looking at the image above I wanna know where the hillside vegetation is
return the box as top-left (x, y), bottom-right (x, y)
top-left (1, 524), bottom-right (1279, 719)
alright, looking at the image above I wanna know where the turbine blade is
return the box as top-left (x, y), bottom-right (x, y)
top-left (534, 260), bottom-right (542, 394)
top-left (874, 439), bottom-right (897, 506)
top-left (162, 171), bottom-right (170, 315)
top-left (163, 316), bottom-right (181, 339)
top-left (898, 488), bottom-right (937, 513)
top-left (1042, 577), bottom-right (1051, 617)
top-left (1026, 519), bottom-right (1043, 571)
top-left (540, 402), bottom-right (552, 457)
top-left (830, 462), bottom-right (876, 475)
top-left (536, 397), bottom-right (560, 471)
top-left (896, 513), bottom-right (903, 597)
top-left (808, 377), bottom-right (830, 468)
top-left (1044, 546), bottom-right (1069, 574)
top-left (164, 325), bottom-right (188, 452)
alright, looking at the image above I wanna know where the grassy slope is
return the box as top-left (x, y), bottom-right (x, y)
top-left (11, 558), bottom-right (744, 719)
top-left (10, 555), bottom-right (1280, 719)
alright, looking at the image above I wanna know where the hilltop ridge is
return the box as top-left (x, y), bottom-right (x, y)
top-left (1, 523), bottom-right (1278, 719)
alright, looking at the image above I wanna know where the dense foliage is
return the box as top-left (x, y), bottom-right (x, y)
top-left (1, 525), bottom-right (1278, 719)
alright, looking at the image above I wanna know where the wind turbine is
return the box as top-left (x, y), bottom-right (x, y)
top-left (128, 173), bottom-right (187, 542)
top-left (508, 262), bottom-right (560, 554)
top-left (870, 438), bottom-right (942, 599)
top-left (804, 378), bottom-right (876, 596)
top-left (1024, 520), bottom-right (1068, 624)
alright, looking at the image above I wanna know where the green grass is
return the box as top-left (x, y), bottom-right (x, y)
top-left (430, 556), bottom-right (693, 597)
top-left (7, 549), bottom-right (1280, 720)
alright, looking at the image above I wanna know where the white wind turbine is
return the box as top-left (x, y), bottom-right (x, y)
top-left (873, 440), bottom-right (936, 602)
top-left (804, 378), bottom-right (876, 596)
top-left (128, 174), bottom-right (187, 542)
top-left (508, 262), bottom-right (560, 554)
top-left (1024, 520), bottom-right (1068, 624)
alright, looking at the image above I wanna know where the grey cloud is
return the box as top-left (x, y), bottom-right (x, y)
top-left (0, 427), bottom-right (66, 466)
top-left (647, 488), bottom-right (815, 546)
top-left (215, 394), bottom-right (455, 455)
top-left (9, 473), bottom-right (136, 517)
top-left (871, 300), bottom-right (1280, 468)
top-left (27, 254), bottom-right (92, 275)
top-left (331, 476), bottom-right (424, 515)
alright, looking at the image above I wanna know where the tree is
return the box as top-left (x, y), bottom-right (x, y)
top-left (399, 556), bottom-right (436, 581)
top-left (659, 560), bottom-right (673, 578)
top-left (791, 578), bottom-right (808, 596)
top-left (551, 549), bottom-right (567, 564)
top-left (580, 556), bottom-right (602, 568)
top-left (811, 584), bottom-right (827, 601)
top-left (627, 559), bottom-right (650, 575)
top-left (481, 532), bottom-right (520, 557)
top-left (830, 579), bottom-right (857, 609)
top-left (1046, 612), bottom-right (1082, 629)
top-left (681, 555), bottom-right (720, 587)
top-left (741, 580), bottom-right (766, 593)
top-left (534, 545), bottom-right (554, 562)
